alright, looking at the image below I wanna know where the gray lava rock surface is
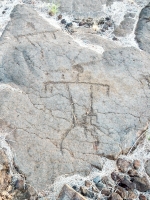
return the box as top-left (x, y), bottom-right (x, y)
top-left (135, 3), bottom-right (150, 53)
top-left (0, 4), bottom-right (150, 190)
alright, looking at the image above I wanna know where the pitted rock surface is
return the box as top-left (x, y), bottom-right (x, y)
top-left (0, 4), bottom-right (150, 190)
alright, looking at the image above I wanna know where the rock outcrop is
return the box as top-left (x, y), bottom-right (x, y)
top-left (113, 13), bottom-right (135, 37)
top-left (24, 0), bottom-right (108, 17)
top-left (0, 149), bottom-right (38, 200)
top-left (135, 2), bottom-right (150, 53)
top-left (57, 158), bottom-right (150, 200)
top-left (0, 4), bottom-right (150, 190)
top-left (39, 0), bottom-right (108, 17)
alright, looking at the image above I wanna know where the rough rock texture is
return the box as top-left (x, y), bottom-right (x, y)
top-left (135, 3), bottom-right (150, 53)
top-left (114, 14), bottom-right (135, 37)
top-left (132, 176), bottom-right (150, 192)
top-left (0, 151), bottom-right (11, 194)
top-left (110, 192), bottom-right (123, 200)
top-left (116, 158), bottom-right (132, 173)
top-left (0, 4), bottom-right (150, 190)
top-left (57, 184), bottom-right (87, 200)
top-left (72, 27), bottom-right (120, 51)
top-left (145, 159), bottom-right (150, 177)
top-left (41, 0), bottom-right (108, 17)
top-left (37, 0), bottom-right (128, 17)
top-left (0, 150), bottom-right (38, 200)
top-left (57, 156), bottom-right (150, 200)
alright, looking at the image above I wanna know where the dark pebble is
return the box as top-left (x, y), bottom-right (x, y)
top-left (101, 29), bottom-right (106, 32)
top-left (61, 19), bottom-right (66, 24)
top-left (72, 185), bottom-right (78, 191)
top-left (112, 37), bottom-right (118, 41)
top-left (65, 22), bottom-right (73, 28)
top-left (57, 14), bottom-right (62, 20)
top-left (79, 21), bottom-right (86, 26)
top-left (86, 22), bottom-right (94, 27)
top-left (2, 11), bottom-right (6, 14)
top-left (98, 19), bottom-right (105, 25)
top-left (105, 17), bottom-right (111, 21)
top-left (49, 11), bottom-right (54, 16)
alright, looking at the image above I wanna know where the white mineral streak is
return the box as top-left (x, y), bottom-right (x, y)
top-left (0, 130), bottom-right (14, 174)
top-left (0, 84), bottom-right (23, 93)
top-left (73, 38), bottom-right (104, 54)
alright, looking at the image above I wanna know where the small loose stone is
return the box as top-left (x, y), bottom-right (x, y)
top-left (80, 186), bottom-right (87, 196)
top-left (128, 190), bottom-right (138, 199)
top-left (101, 188), bottom-right (111, 196)
top-left (79, 21), bottom-right (86, 26)
top-left (133, 160), bottom-right (141, 169)
top-left (93, 176), bottom-right (101, 184)
top-left (85, 180), bottom-right (92, 187)
top-left (92, 186), bottom-right (99, 193)
top-left (115, 186), bottom-right (128, 199)
top-left (96, 182), bottom-right (104, 191)
top-left (61, 19), bottom-right (66, 24)
top-left (116, 158), bottom-right (132, 173)
top-left (65, 22), bottom-right (73, 28)
top-left (14, 179), bottom-right (25, 191)
top-left (98, 19), bottom-right (105, 25)
top-left (139, 194), bottom-right (147, 200)
top-left (110, 192), bottom-right (123, 200)
top-left (87, 191), bottom-right (94, 198)
top-left (128, 169), bottom-right (139, 177)
top-left (145, 159), bottom-right (150, 177)
top-left (57, 14), bottom-right (62, 20)
top-left (112, 37), bottom-right (118, 41)
top-left (105, 17), bottom-right (111, 21)
top-left (49, 11), bottom-right (54, 16)
top-left (72, 185), bottom-right (78, 191)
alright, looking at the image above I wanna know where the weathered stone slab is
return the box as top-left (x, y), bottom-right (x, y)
top-left (0, 4), bottom-right (150, 190)
top-left (57, 184), bottom-right (87, 200)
